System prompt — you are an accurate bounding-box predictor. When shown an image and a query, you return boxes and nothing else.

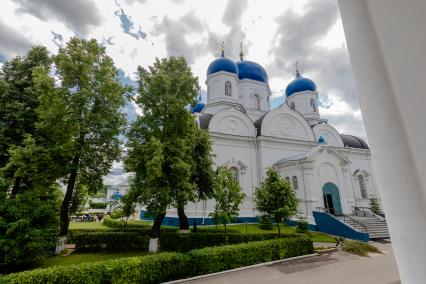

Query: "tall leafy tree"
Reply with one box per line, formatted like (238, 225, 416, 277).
(125, 56, 204, 240)
(0, 46, 51, 195)
(35, 37, 128, 236)
(254, 168, 299, 236)
(209, 167, 246, 239)
(0, 136, 62, 272)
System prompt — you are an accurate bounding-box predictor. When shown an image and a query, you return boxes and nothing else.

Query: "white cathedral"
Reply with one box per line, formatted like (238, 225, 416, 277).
(149, 48, 381, 225)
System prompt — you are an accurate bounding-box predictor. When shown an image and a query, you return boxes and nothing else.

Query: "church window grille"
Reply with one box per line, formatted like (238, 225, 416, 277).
(290, 102, 296, 110)
(358, 175, 367, 199)
(292, 176, 299, 190)
(253, 94, 260, 110)
(225, 81, 232, 96)
(285, 176, 290, 184)
(230, 167, 239, 183)
(310, 98, 317, 112)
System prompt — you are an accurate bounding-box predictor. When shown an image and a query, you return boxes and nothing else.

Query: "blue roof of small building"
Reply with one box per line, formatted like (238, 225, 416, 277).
(285, 71, 317, 97)
(236, 60, 268, 83)
(206, 56, 239, 77)
(192, 102, 205, 113)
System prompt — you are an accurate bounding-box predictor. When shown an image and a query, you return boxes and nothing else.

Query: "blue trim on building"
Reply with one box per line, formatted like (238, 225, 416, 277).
(313, 211, 369, 242)
(140, 210, 318, 230)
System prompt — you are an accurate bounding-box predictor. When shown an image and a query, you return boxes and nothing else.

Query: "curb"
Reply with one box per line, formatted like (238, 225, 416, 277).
(164, 253, 320, 284)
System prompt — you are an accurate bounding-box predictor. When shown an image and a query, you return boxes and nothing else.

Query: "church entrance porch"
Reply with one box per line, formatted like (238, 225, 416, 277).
(322, 182, 342, 215)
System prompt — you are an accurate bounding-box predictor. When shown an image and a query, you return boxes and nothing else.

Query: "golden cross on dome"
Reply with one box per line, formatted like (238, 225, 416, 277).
(239, 42, 244, 61)
(295, 61, 300, 75)
(221, 41, 225, 57)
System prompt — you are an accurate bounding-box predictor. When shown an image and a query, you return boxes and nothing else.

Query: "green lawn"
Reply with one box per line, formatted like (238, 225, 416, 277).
(69, 222, 110, 230)
(201, 223, 337, 243)
(40, 251, 149, 268)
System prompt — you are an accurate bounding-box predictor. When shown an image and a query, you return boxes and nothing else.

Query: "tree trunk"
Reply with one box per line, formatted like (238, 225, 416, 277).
(59, 156, 79, 236)
(151, 212, 166, 239)
(9, 177, 21, 197)
(177, 205, 189, 231)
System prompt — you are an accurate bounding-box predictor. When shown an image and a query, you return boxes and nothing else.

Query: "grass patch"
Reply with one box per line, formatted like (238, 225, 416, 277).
(69, 222, 110, 230)
(342, 240, 382, 256)
(200, 223, 337, 243)
(40, 251, 149, 268)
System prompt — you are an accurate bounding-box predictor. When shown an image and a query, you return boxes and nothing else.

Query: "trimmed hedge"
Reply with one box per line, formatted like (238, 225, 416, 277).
(2, 237, 313, 284)
(89, 201, 107, 209)
(67, 229, 303, 252)
(160, 232, 302, 252)
(1, 252, 191, 284)
(103, 217, 152, 229)
(189, 236, 314, 274)
(71, 232, 150, 251)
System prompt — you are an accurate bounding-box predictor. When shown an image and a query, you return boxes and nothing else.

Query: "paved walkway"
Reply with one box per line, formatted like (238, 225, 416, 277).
(183, 241, 400, 284)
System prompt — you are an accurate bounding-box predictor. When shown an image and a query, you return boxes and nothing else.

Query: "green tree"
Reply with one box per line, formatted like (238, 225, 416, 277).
(125, 57, 205, 239)
(254, 168, 299, 236)
(35, 37, 128, 236)
(0, 136, 62, 272)
(209, 167, 246, 239)
(369, 195, 382, 215)
(0, 46, 51, 195)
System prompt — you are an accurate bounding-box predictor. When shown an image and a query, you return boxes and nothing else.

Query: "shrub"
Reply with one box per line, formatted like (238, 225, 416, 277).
(71, 232, 150, 251)
(189, 236, 313, 275)
(2, 237, 313, 283)
(342, 240, 382, 256)
(259, 215, 273, 230)
(1, 252, 191, 284)
(103, 217, 150, 228)
(159, 232, 302, 252)
(89, 201, 107, 209)
(296, 215, 309, 233)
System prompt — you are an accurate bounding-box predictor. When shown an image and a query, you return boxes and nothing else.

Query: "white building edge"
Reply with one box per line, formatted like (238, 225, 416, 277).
(144, 49, 381, 225)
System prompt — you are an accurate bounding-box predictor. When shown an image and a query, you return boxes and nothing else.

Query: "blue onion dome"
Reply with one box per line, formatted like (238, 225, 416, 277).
(236, 60, 268, 83)
(285, 70, 317, 97)
(206, 49, 239, 77)
(191, 102, 205, 113)
(111, 191, 122, 201)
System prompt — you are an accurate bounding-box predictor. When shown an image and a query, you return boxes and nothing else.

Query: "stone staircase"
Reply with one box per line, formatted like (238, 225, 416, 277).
(344, 215, 390, 239)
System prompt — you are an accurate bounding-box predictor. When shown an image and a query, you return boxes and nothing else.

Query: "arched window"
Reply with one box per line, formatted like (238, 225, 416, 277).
(225, 81, 232, 96)
(230, 167, 239, 183)
(358, 175, 367, 199)
(253, 94, 260, 110)
(292, 176, 299, 190)
(310, 98, 317, 112)
(285, 176, 290, 184)
(290, 102, 296, 110)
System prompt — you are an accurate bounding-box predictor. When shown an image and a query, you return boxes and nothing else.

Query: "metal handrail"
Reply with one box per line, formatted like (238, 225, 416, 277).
(342, 214, 368, 232)
(315, 207, 368, 232)
(352, 206, 370, 217)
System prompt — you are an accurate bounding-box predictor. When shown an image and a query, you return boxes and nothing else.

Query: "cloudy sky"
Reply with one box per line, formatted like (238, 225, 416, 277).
(0, 0, 367, 187)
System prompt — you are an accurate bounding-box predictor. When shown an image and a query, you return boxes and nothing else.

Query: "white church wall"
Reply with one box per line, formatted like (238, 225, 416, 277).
(260, 104, 316, 142)
(211, 134, 257, 216)
(286, 90, 319, 119)
(312, 123, 344, 147)
(208, 108, 256, 137)
(206, 72, 239, 103)
(345, 149, 380, 208)
(238, 80, 271, 121)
